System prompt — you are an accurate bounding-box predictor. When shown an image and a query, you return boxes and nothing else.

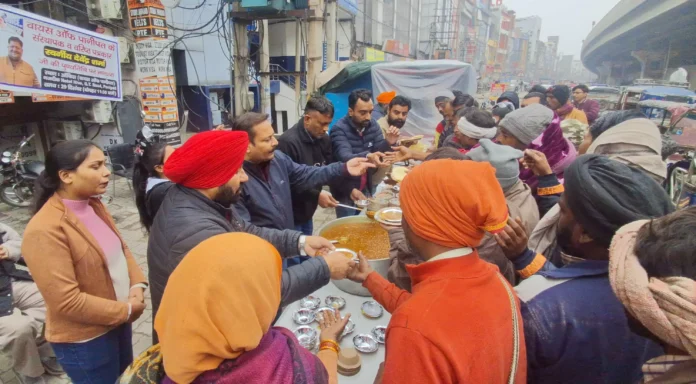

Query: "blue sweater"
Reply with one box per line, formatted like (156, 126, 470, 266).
(513, 251, 662, 384)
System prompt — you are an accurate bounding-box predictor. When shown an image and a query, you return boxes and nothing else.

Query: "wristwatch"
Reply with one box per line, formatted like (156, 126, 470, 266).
(299, 235, 307, 256)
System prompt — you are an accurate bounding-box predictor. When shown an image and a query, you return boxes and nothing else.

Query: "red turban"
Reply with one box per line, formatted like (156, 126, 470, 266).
(376, 91, 396, 104)
(164, 130, 249, 189)
(399, 160, 509, 248)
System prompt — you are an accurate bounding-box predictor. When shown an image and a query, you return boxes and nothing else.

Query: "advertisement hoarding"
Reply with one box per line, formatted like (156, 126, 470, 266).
(126, 0, 180, 145)
(0, 5, 121, 101)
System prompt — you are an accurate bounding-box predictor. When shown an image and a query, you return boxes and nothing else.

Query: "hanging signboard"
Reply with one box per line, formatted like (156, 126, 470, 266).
(126, 0, 180, 145)
(0, 5, 121, 101)
(0, 90, 13, 103)
(365, 48, 385, 62)
(31, 93, 84, 102)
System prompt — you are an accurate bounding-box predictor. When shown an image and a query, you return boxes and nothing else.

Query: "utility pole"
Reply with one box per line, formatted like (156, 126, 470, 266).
(295, 20, 302, 116)
(415, 0, 422, 59)
(233, 17, 250, 117)
(260, 19, 271, 116)
(307, 0, 325, 94)
(393, 0, 398, 39)
(326, 0, 337, 65)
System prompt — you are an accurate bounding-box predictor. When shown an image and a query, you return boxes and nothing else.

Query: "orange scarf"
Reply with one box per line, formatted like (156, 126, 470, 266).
(154, 233, 283, 384)
(400, 159, 508, 248)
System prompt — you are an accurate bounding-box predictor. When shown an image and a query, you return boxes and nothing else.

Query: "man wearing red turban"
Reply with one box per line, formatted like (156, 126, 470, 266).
(348, 160, 527, 384)
(147, 129, 356, 343)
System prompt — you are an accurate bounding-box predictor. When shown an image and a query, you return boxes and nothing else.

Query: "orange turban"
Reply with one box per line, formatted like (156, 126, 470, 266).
(155, 233, 283, 383)
(400, 159, 509, 248)
(376, 91, 396, 104)
(164, 130, 249, 189)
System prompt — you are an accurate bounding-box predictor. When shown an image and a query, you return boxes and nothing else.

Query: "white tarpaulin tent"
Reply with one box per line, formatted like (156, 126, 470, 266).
(371, 60, 477, 138)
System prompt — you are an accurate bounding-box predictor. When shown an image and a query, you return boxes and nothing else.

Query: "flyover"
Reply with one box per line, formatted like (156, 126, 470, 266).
(581, 0, 696, 87)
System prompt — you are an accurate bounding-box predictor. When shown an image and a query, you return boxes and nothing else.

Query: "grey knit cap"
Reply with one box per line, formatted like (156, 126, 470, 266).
(467, 139, 523, 191)
(499, 103, 554, 145)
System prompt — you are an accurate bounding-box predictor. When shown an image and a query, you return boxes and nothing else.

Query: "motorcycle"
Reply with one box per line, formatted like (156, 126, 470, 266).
(0, 134, 45, 207)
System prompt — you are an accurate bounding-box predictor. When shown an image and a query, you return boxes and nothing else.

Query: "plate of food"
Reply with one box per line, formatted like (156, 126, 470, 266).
(399, 135, 424, 147)
(390, 166, 409, 183)
(374, 207, 402, 226)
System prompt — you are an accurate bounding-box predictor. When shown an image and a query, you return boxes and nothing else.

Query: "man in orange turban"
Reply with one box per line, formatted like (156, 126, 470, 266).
(348, 159, 527, 384)
(372, 90, 396, 121)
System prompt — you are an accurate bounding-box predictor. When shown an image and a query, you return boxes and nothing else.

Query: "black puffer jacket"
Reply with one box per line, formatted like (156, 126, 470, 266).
(147, 185, 330, 324)
(0, 223, 31, 317)
(329, 115, 391, 199)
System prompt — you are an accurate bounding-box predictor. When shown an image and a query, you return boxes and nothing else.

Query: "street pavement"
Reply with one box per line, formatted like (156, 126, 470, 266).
(0, 179, 339, 383)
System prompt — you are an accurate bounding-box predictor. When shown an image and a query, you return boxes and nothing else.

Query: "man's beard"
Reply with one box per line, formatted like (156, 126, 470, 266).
(214, 184, 242, 207)
(388, 118, 405, 128)
(557, 224, 583, 257)
(355, 119, 370, 128)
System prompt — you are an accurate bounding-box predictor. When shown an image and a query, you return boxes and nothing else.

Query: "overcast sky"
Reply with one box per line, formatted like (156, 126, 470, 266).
(502, 0, 621, 58)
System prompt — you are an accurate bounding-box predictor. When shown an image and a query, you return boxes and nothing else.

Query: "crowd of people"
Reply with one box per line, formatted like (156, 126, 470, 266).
(0, 84, 693, 384)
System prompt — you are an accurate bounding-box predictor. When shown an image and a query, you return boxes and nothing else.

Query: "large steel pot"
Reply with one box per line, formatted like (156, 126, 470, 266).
(317, 216, 390, 296)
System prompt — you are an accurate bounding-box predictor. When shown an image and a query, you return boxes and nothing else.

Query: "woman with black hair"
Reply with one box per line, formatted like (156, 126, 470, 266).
(132, 142, 175, 232)
(22, 140, 147, 383)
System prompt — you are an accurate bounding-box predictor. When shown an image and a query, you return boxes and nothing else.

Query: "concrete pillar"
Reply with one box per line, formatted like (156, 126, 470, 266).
(631, 50, 648, 79)
(307, 0, 325, 94)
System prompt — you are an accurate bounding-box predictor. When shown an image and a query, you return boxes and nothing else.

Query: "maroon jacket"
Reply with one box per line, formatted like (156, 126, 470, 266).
(574, 98, 600, 125)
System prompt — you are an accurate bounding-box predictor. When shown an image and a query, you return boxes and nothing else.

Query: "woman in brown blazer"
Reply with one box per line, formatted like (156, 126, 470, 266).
(22, 140, 147, 384)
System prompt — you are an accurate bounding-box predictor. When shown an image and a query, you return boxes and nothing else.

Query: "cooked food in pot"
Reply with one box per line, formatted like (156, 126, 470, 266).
(320, 222, 389, 260)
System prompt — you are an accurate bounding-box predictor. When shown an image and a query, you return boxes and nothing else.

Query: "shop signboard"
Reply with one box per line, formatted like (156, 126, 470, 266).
(382, 40, 410, 58)
(365, 47, 385, 62)
(126, 0, 180, 145)
(0, 5, 121, 101)
(31, 93, 83, 102)
(0, 89, 13, 103)
(490, 83, 507, 97)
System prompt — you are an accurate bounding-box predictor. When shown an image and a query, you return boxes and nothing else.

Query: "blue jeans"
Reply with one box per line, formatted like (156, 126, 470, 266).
(295, 220, 314, 236)
(51, 324, 133, 384)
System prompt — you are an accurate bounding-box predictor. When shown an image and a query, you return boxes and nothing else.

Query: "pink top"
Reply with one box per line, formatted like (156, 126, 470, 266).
(62, 199, 130, 303)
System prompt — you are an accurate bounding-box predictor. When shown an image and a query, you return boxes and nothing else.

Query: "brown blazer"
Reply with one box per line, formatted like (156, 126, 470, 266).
(22, 194, 146, 343)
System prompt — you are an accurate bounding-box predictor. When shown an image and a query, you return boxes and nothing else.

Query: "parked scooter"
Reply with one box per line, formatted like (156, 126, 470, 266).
(0, 134, 45, 207)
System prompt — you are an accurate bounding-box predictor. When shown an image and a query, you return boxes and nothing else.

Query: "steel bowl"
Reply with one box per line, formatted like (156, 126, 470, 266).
(318, 216, 391, 296)
(294, 326, 318, 350)
(353, 333, 379, 353)
(361, 300, 384, 319)
(372, 326, 387, 344)
(292, 308, 315, 325)
(299, 295, 321, 310)
(325, 295, 347, 310)
(341, 318, 356, 338)
(314, 306, 337, 322)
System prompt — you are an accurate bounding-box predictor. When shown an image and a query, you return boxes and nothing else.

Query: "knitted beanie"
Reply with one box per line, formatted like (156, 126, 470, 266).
(548, 85, 571, 105)
(466, 139, 524, 191)
(499, 104, 554, 146)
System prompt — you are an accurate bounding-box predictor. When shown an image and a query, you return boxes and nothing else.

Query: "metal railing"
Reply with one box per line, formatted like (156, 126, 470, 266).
(269, 63, 307, 90)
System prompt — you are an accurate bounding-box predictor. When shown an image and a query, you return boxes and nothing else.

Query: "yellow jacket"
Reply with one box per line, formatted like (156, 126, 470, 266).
(0, 57, 39, 87)
(561, 107, 588, 125)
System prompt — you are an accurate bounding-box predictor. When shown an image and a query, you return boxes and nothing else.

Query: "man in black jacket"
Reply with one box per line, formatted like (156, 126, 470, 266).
(331, 89, 399, 217)
(278, 97, 365, 235)
(0, 223, 60, 382)
(148, 130, 355, 343)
